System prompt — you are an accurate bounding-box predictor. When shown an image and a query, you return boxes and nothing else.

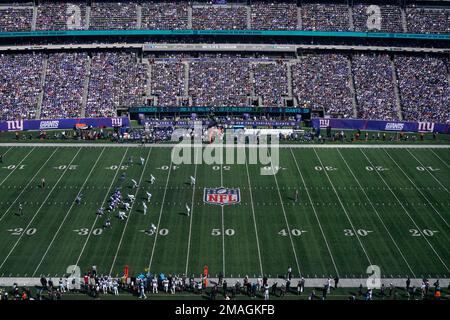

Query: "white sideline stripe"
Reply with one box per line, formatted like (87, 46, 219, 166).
(148, 157, 173, 271)
(220, 163, 226, 277)
(290, 149, 340, 277)
(337, 149, 416, 277)
(72, 148, 129, 272)
(0, 148, 82, 272)
(313, 148, 373, 267)
(109, 147, 152, 275)
(185, 146, 200, 275)
(1, 277, 449, 288)
(405, 149, 450, 195)
(0, 148, 59, 223)
(245, 159, 264, 277)
(0, 147, 35, 187)
(360, 149, 450, 273)
(0, 143, 449, 149)
(429, 148, 450, 169)
(385, 149, 450, 228)
(32, 148, 106, 277)
(270, 157, 302, 277)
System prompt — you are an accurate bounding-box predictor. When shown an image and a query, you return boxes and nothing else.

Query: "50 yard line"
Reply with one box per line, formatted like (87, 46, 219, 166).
(32, 147, 106, 277)
(220, 161, 226, 277)
(0, 148, 82, 272)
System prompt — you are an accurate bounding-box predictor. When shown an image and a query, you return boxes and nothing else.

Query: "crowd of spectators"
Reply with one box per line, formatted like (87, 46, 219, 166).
(353, 4, 403, 33)
(292, 54, 353, 117)
(0, 7, 32, 32)
(192, 5, 247, 30)
(0, 2, 449, 34)
(41, 53, 88, 119)
(395, 55, 449, 123)
(352, 53, 399, 121)
(0, 51, 448, 123)
(141, 1, 188, 30)
(301, 3, 351, 32)
(36, 1, 87, 30)
(189, 59, 251, 107)
(406, 6, 449, 34)
(252, 62, 288, 107)
(250, 1, 297, 30)
(0, 53, 43, 121)
(151, 60, 186, 106)
(86, 52, 147, 117)
(90, 0, 138, 30)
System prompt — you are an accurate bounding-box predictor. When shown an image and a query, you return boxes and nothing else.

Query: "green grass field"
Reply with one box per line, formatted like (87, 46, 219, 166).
(0, 144, 448, 281)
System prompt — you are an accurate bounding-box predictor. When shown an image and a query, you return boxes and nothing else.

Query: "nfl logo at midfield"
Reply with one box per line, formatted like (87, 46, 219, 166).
(204, 187, 241, 206)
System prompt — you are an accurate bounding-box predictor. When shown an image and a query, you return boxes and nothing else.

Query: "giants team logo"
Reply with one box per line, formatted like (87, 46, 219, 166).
(319, 119, 330, 128)
(418, 122, 435, 133)
(203, 187, 241, 206)
(6, 120, 24, 131)
(111, 117, 123, 127)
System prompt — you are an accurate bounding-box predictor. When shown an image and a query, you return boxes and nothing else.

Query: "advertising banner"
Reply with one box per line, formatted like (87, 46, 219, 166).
(311, 118, 449, 134)
(0, 117, 130, 132)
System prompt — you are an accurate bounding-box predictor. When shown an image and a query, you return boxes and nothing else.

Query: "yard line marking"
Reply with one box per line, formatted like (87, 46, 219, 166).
(290, 149, 339, 277)
(337, 149, 416, 277)
(185, 145, 200, 275)
(386, 149, 450, 228)
(313, 148, 373, 267)
(0, 147, 35, 187)
(269, 156, 302, 277)
(0, 146, 13, 158)
(0, 148, 59, 223)
(220, 162, 226, 277)
(109, 147, 152, 275)
(429, 149, 450, 169)
(0, 148, 82, 272)
(245, 157, 264, 277)
(405, 149, 450, 195)
(148, 158, 173, 271)
(32, 147, 106, 276)
(360, 149, 449, 272)
(72, 148, 129, 273)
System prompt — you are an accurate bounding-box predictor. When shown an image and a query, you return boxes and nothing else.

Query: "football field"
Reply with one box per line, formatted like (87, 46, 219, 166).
(0, 144, 448, 281)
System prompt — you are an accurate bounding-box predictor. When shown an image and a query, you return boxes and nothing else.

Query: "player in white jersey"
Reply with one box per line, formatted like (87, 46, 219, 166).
(131, 179, 138, 189)
(148, 223, 157, 235)
(127, 194, 135, 202)
(150, 174, 156, 185)
(118, 211, 127, 220)
(140, 157, 145, 166)
(190, 176, 196, 186)
(142, 202, 147, 215)
(146, 191, 152, 203)
(123, 202, 131, 211)
(185, 203, 191, 216)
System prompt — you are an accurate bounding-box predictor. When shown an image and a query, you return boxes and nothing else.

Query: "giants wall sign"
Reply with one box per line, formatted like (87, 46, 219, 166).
(203, 187, 241, 206)
(417, 122, 435, 133)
